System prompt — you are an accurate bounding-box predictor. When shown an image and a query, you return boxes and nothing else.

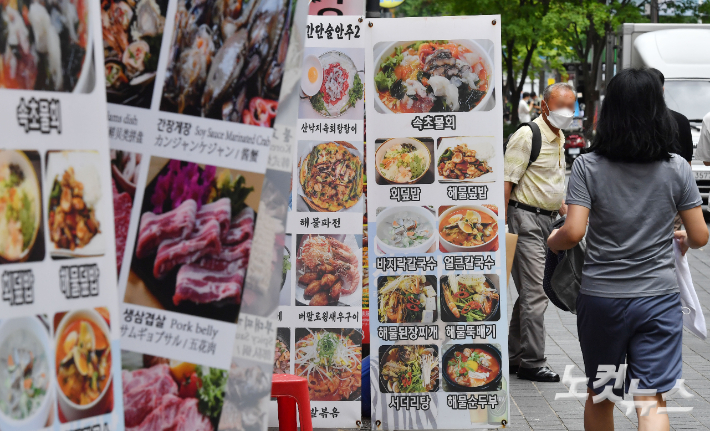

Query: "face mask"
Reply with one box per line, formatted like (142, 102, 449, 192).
(543, 100, 574, 129)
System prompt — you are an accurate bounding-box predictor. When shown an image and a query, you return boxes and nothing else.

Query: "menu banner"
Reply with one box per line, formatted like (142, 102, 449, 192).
(365, 16, 510, 429)
(270, 12, 365, 429)
(0, 0, 125, 428)
(102, 0, 296, 429)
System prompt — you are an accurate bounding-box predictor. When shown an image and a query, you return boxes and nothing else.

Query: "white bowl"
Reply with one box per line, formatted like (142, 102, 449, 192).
(373, 39, 495, 114)
(0, 150, 41, 261)
(0, 317, 54, 431)
(55, 309, 113, 422)
(439, 205, 499, 253)
(376, 206, 437, 255)
(375, 138, 431, 184)
(301, 55, 323, 97)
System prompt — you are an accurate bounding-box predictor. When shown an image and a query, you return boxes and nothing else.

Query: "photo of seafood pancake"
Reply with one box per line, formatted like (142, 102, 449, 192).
(159, 0, 294, 126)
(299, 47, 364, 120)
(374, 40, 495, 113)
(103, 0, 168, 107)
(297, 141, 364, 212)
(0, 0, 93, 92)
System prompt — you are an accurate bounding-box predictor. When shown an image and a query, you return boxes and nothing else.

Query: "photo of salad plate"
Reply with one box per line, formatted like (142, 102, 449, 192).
(375, 138, 432, 184)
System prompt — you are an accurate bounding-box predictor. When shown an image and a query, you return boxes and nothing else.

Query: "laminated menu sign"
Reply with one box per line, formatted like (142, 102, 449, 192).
(0, 0, 125, 429)
(102, 0, 294, 429)
(270, 13, 366, 429)
(366, 16, 510, 429)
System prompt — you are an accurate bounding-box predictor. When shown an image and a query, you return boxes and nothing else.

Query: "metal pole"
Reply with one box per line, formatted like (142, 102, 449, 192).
(650, 0, 659, 23)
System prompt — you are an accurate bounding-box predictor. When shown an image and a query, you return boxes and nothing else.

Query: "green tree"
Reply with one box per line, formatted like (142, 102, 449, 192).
(544, 0, 644, 133)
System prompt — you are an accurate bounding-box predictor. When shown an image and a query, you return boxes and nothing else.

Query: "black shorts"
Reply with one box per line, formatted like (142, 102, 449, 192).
(577, 293, 683, 396)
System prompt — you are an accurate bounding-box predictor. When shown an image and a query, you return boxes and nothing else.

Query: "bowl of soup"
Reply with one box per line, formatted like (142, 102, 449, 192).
(0, 317, 54, 431)
(438, 205, 498, 253)
(442, 344, 501, 392)
(376, 206, 437, 255)
(55, 309, 112, 422)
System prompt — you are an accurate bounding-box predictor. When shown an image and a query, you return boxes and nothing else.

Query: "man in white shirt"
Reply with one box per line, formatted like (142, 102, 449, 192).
(696, 111, 710, 166)
(518, 92, 533, 123)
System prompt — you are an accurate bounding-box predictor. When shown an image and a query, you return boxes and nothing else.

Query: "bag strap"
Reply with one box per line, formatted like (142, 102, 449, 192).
(525, 122, 542, 168)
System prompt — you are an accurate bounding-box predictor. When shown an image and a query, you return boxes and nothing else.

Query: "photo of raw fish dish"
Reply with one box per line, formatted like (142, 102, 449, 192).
(121, 353, 227, 431)
(0, 151, 41, 262)
(159, 0, 293, 126)
(296, 234, 360, 306)
(103, 0, 167, 107)
(375, 40, 491, 113)
(128, 158, 259, 322)
(377, 140, 429, 184)
(0, 0, 90, 91)
(307, 51, 363, 117)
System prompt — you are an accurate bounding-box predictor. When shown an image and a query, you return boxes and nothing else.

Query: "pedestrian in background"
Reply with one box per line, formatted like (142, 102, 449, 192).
(518, 92, 533, 123)
(648, 68, 694, 232)
(505, 82, 576, 382)
(548, 68, 709, 431)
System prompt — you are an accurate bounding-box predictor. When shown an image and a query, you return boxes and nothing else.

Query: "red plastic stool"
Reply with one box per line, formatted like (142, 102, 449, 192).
(271, 374, 313, 431)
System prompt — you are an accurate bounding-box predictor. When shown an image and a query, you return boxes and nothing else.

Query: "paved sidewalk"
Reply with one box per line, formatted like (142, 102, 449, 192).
(506, 241, 710, 430)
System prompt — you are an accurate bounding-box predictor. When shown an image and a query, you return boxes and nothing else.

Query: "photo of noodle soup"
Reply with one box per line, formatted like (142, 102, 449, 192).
(54, 309, 113, 422)
(438, 205, 498, 253)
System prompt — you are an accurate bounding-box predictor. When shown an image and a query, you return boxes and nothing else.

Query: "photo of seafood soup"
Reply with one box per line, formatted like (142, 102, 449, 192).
(445, 346, 500, 388)
(378, 210, 433, 249)
(440, 208, 497, 247)
(56, 319, 111, 406)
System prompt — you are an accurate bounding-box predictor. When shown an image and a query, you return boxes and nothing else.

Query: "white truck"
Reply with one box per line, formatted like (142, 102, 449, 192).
(616, 23, 710, 206)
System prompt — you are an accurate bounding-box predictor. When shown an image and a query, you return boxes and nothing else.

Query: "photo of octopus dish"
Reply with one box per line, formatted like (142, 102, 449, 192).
(442, 344, 502, 392)
(0, 0, 91, 91)
(294, 329, 362, 401)
(374, 40, 492, 113)
(379, 345, 439, 393)
(298, 142, 363, 212)
(159, 0, 294, 126)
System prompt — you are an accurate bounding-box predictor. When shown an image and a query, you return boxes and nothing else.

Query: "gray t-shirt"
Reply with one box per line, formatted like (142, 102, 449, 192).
(566, 153, 702, 298)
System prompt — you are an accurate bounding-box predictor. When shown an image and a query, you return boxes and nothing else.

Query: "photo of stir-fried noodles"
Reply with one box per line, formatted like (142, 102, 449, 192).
(380, 345, 439, 393)
(294, 329, 361, 401)
(441, 274, 499, 322)
(378, 275, 437, 323)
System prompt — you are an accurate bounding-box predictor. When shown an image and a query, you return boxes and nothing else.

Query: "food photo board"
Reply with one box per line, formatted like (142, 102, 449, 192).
(0, 0, 126, 429)
(365, 16, 511, 429)
(271, 13, 366, 429)
(103, 0, 296, 430)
